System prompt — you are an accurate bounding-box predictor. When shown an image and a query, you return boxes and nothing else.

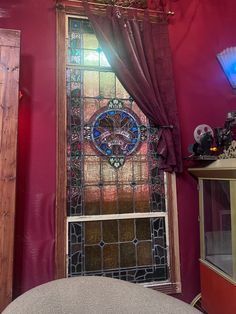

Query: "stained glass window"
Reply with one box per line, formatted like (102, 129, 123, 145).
(66, 17, 168, 284)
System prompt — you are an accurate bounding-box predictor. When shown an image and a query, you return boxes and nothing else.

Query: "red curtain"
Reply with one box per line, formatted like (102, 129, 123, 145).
(84, 3, 182, 172)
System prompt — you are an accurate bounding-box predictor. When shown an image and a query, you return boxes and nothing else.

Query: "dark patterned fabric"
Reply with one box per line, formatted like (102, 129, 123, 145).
(84, 3, 182, 172)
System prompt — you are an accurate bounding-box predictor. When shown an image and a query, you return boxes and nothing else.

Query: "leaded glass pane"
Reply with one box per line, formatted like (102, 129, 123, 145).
(100, 72, 116, 98)
(101, 186, 118, 215)
(84, 156, 101, 184)
(84, 70, 99, 97)
(117, 185, 133, 214)
(100, 52, 110, 67)
(116, 78, 129, 99)
(67, 17, 168, 284)
(84, 186, 100, 215)
(83, 33, 99, 49)
(68, 217, 168, 283)
(83, 49, 99, 66)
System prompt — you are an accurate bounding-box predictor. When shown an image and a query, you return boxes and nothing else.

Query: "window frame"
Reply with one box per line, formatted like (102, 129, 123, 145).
(56, 2, 181, 294)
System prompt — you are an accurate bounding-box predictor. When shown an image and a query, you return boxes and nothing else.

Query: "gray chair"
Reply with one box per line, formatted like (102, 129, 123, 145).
(3, 276, 201, 314)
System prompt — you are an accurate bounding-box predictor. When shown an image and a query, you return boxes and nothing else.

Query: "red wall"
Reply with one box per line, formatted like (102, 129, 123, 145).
(1, 0, 236, 303)
(0, 0, 56, 297)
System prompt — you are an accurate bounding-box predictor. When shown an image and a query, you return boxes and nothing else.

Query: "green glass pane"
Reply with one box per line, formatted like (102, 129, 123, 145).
(81, 20, 94, 34)
(69, 18, 81, 32)
(83, 49, 99, 66)
(85, 221, 101, 245)
(119, 219, 134, 242)
(120, 243, 136, 268)
(103, 244, 119, 270)
(70, 35, 80, 48)
(84, 71, 99, 97)
(69, 48, 81, 64)
(85, 245, 101, 271)
(83, 33, 99, 49)
(100, 72, 115, 98)
(136, 219, 151, 241)
(137, 241, 152, 266)
(103, 220, 118, 243)
(100, 52, 110, 67)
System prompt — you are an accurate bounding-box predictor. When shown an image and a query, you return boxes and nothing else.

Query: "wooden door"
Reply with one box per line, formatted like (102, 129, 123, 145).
(0, 28, 20, 312)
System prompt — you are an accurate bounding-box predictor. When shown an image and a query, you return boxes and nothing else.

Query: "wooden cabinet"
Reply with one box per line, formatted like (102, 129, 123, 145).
(189, 159, 236, 314)
(0, 28, 20, 312)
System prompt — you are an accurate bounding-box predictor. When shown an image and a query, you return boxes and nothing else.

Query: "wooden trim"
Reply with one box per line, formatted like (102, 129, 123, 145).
(198, 180, 205, 259)
(0, 29, 20, 47)
(166, 173, 182, 293)
(67, 212, 167, 222)
(230, 181, 236, 281)
(55, 10, 181, 292)
(0, 28, 20, 312)
(55, 7, 67, 279)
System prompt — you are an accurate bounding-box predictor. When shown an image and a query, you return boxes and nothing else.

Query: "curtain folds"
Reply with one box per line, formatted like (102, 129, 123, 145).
(84, 3, 182, 172)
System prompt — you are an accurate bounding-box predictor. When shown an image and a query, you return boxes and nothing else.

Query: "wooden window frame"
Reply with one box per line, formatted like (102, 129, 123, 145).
(56, 2, 181, 294)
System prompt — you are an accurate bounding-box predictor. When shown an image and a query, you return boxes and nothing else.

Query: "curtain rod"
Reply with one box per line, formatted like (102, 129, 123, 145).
(57, 0, 175, 16)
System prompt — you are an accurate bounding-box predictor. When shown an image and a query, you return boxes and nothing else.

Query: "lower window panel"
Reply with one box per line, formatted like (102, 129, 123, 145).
(67, 217, 169, 283)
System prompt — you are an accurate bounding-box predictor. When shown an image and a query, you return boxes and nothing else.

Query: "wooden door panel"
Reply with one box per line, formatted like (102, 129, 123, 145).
(0, 28, 20, 312)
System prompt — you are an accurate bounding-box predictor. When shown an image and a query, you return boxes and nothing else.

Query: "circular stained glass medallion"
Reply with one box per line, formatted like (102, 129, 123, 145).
(91, 107, 141, 157)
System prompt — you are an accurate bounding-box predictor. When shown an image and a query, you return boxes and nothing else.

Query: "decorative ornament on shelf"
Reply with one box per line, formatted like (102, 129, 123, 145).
(217, 46, 236, 90)
(219, 140, 236, 159)
(92, 0, 148, 8)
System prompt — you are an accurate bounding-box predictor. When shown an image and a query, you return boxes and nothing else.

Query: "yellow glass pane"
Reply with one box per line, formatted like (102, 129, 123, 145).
(84, 156, 100, 184)
(103, 220, 118, 243)
(85, 221, 101, 244)
(83, 33, 99, 49)
(119, 219, 134, 242)
(117, 160, 133, 183)
(116, 78, 129, 99)
(134, 185, 150, 213)
(136, 219, 151, 241)
(118, 185, 133, 214)
(83, 50, 99, 66)
(133, 156, 148, 182)
(100, 72, 115, 98)
(101, 160, 117, 183)
(84, 98, 98, 123)
(103, 244, 119, 270)
(84, 71, 99, 97)
(98, 98, 109, 109)
(101, 186, 118, 214)
(84, 186, 100, 215)
(120, 243, 136, 268)
(137, 241, 152, 266)
(85, 245, 101, 271)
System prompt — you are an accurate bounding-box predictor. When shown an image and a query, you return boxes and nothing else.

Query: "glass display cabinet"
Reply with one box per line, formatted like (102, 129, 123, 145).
(189, 158, 236, 314)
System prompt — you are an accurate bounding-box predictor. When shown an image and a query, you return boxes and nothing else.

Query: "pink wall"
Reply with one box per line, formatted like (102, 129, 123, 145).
(1, 0, 236, 303)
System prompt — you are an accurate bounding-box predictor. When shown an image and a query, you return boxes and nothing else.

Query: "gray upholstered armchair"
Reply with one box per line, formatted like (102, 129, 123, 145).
(3, 276, 201, 314)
